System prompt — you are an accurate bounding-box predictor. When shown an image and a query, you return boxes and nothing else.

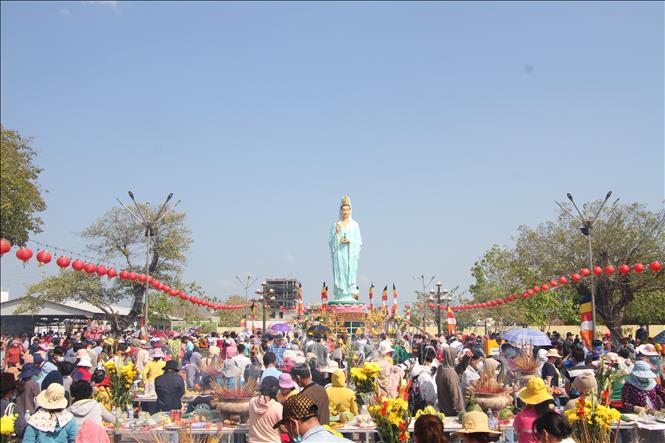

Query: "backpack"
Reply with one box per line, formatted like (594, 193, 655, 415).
(408, 373, 427, 415)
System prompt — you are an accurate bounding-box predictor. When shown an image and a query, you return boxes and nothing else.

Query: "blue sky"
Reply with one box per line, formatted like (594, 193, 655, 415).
(1, 1, 663, 306)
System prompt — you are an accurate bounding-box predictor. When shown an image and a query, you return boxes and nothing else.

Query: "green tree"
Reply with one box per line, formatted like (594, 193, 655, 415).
(19, 205, 193, 333)
(469, 245, 578, 331)
(0, 125, 46, 245)
(216, 295, 249, 327)
(470, 201, 664, 338)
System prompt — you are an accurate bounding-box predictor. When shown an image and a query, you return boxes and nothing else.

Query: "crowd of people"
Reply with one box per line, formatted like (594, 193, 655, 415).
(0, 324, 663, 443)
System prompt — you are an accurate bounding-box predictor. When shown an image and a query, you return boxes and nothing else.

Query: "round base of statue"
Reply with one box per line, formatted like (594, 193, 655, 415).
(328, 296, 365, 305)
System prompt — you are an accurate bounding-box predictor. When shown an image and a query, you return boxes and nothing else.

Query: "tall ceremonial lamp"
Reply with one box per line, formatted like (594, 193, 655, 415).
(556, 191, 615, 342)
(117, 191, 181, 339)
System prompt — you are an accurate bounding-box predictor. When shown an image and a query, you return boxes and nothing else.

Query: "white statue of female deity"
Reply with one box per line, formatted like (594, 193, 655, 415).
(328, 196, 362, 304)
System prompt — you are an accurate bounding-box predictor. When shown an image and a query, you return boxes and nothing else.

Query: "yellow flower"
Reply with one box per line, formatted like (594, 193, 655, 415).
(0, 414, 17, 435)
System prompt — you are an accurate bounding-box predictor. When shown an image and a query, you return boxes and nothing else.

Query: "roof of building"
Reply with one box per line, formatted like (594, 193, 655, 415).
(0, 296, 131, 318)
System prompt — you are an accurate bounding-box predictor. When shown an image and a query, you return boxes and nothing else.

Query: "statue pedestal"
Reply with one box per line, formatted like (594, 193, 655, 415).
(328, 297, 364, 305)
(328, 304, 368, 334)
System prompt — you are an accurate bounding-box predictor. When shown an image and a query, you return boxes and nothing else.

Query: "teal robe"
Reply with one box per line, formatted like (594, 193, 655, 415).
(328, 219, 362, 302)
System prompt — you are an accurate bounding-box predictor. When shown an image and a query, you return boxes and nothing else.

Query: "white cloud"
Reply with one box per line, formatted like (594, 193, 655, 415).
(58, 8, 72, 16)
(81, 1, 118, 8)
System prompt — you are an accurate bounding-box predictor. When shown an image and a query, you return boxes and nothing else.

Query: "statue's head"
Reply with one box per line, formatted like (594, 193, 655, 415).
(340, 196, 352, 220)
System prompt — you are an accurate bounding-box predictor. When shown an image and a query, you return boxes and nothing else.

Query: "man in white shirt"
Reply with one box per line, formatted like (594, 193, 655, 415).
(232, 344, 252, 382)
(461, 349, 484, 394)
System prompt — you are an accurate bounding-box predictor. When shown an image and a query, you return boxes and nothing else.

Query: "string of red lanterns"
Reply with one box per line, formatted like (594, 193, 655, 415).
(0, 238, 249, 311)
(423, 262, 661, 312)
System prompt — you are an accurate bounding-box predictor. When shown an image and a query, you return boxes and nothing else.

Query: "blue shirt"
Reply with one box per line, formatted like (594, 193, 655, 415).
(260, 367, 283, 382)
(302, 425, 353, 442)
(267, 343, 288, 366)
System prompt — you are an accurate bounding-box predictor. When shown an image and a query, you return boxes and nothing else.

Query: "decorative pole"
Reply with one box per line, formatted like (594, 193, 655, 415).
(297, 283, 303, 319)
(368, 283, 374, 311)
(392, 283, 398, 317)
(447, 306, 456, 335)
(321, 282, 328, 314)
(382, 285, 388, 315)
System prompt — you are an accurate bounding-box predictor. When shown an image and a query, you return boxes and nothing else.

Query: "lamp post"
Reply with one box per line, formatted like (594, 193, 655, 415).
(432, 282, 451, 337)
(556, 191, 615, 341)
(235, 274, 259, 303)
(255, 282, 276, 333)
(117, 191, 181, 339)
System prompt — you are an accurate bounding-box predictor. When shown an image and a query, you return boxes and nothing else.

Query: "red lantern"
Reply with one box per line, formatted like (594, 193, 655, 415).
(592, 266, 603, 276)
(541, 283, 549, 291)
(604, 266, 615, 275)
(137, 274, 147, 283)
(96, 265, 107, 277)
(633, 263, 645, 273)
(151, 279, 161, 289)
(549, 279, 558, 288)
(618, 264, 631, 275)
(580, 268, 590, 277)
(527, 289, 535, 296)
(571, 273, 581, 282)
(533, 285, 540, 293)
(0, 239, 11, 255)
(84, 262, 96, 274)
(559, 276, 568, 284)
(72, 260, 85, 271)
(169, 288, 178, 296)
(119, 270, 129, 279)
(128, 272, 137, 280)
(649, 261, 662, 272)
(56, 256, 71, 268)
(158, 283, 165, 291)
(36, 250, 52, 266)
(522, 292, 528, 299)
(107, 268, 117, 278)
(15, 247, 33, 263)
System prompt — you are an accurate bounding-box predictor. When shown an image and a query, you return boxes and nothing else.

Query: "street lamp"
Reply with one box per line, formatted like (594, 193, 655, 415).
(556, 191, 615, 341)
(235, 274, 259, 303)
(433, 282, 451, 337)
(255, 282, 276, 333)
(117, 191, 181, 338)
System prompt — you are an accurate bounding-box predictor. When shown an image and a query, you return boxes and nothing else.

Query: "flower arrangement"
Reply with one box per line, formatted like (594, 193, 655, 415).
(415, 405, 445, 423)
(167, 339, 181, 365)
(350, 362, 381, 394)
(368, 397, 410, 443)
(564, 393, 621, 443)
(103, 360, 139, 408)
(595, 358, 624, 406)
(0, 413, 18, 443)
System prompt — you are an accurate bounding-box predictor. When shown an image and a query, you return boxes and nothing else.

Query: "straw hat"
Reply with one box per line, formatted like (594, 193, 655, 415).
(572, 372, 597, 394)
(320, 360, 340, 374)
(518, 377, 553, 405)
(637, 344, 658, 357)
(546, 349, 562, 359)
(603, 352, 625, 365)
(453, 411, 501, 436)
(379, 342, 395, 356)
(36, 383, 68, 410)
(77, 355, 92, 368)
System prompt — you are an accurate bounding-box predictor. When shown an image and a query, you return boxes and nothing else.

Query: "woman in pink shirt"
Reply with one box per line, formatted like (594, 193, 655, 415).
(514, 377, 556, 443)
(248, 376, 283, 443)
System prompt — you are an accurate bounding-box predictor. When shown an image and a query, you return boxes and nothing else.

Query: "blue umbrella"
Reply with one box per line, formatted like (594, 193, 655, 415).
(653, 330, 665, 344)
(501, 328, 551, 346)
(271, 323, 291, 333)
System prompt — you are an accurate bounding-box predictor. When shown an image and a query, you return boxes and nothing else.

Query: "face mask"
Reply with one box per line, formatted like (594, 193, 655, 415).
(649, 357, 659, 366)
(31, 374, 40, 381)
(476, 362, 484, 372)
(55, 356, 64, 362)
